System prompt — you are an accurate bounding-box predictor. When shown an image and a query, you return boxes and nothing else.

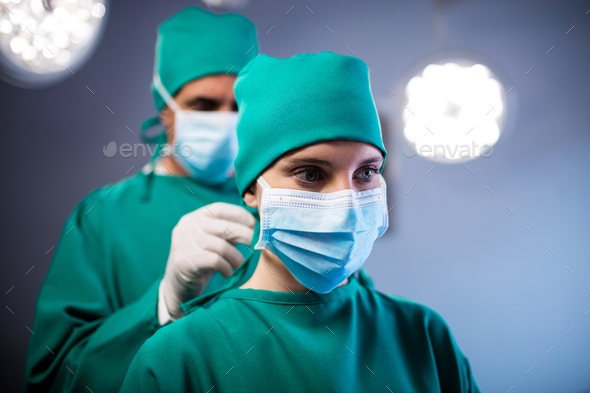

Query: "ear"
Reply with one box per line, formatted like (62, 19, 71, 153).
(159, 106, 175, 143)
(159, 106, 174, 129)
(242, 183, 259, 209)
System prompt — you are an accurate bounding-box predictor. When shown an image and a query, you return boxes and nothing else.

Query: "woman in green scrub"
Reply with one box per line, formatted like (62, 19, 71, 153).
(24, 8, 259, 393)
(120, 52, 481, 393)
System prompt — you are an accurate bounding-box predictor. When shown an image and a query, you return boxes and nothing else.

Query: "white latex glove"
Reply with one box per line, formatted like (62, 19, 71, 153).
(158, 202, 256, 325)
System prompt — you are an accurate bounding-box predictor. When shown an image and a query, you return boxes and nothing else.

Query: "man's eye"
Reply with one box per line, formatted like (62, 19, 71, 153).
(295, 170, 321, 182)
(188, 99, 220, 111)
(195, 102, 217, 111)
(356, 168, 375, 180)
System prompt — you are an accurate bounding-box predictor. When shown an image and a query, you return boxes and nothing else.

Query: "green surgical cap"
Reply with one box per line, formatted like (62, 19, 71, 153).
(234, 52, 387, 195)
(152, 7, 258, 111)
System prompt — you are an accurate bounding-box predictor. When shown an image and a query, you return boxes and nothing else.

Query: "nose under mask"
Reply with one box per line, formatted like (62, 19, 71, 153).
(254, 175, 389, 293)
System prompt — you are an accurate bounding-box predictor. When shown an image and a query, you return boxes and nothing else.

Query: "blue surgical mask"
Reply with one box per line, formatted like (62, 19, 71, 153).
(254, 175, 389, 293)
(153, 74, 238, 184)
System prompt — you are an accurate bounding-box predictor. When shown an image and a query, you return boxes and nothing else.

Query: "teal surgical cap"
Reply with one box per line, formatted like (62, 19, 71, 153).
(233, 52, 387, 196)
(151, 7, 258, 112)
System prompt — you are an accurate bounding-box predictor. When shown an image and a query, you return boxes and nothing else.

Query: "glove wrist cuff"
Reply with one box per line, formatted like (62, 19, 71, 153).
(157, 280, 178, 326)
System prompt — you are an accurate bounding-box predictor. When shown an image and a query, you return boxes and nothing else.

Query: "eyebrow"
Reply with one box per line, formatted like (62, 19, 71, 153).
(357, 156, 383, 166)
(285, 155, 382, 167)
(286, 157, 333, 167)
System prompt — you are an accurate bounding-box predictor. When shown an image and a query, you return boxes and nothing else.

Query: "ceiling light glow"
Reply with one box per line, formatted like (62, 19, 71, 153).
(403, 61, 507, 162)
(0, 0, 108, 87)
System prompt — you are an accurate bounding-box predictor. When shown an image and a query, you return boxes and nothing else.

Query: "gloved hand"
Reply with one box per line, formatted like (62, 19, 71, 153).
(158, 202, 256, 324)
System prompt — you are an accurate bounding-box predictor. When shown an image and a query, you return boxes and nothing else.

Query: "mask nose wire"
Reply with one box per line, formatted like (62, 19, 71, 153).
(153, 73, 183, 114)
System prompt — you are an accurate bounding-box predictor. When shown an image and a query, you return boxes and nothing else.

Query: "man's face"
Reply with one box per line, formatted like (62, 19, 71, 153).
(159, 74, 238, 143)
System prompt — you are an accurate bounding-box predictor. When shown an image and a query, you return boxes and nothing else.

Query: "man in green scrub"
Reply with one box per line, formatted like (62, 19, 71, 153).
(120, 52, 481, 392)
(24, 8, 258, 393)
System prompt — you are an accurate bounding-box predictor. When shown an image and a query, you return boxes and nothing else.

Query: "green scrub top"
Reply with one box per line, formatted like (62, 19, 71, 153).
(24, 169, 258, 393)
(120, 256, 481, 393)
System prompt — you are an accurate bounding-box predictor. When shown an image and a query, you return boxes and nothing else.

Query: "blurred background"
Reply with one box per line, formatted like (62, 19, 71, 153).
(1, 0, 589, 391)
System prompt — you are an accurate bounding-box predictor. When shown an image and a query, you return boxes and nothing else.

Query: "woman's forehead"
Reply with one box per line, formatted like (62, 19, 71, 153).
(278, 140, 383, 166)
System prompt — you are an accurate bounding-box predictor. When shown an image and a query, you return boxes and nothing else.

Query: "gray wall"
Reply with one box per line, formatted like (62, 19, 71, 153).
(1, 0, 589, 392)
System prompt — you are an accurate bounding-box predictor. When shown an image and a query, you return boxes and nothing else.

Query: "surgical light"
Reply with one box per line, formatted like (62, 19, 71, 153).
(402, 60, 508, 162)
(0, 0, 108, 87)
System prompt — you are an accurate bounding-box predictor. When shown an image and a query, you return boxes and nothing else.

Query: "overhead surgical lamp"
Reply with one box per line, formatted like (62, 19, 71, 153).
(401, 57, 511, 162)
(390, 0, 516, 163)
(0, 0, 108, 88)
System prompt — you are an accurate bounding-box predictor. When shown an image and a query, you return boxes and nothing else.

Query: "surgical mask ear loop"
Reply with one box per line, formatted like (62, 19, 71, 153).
(256, 176, 271, 190)
(153, 73, 183, 114)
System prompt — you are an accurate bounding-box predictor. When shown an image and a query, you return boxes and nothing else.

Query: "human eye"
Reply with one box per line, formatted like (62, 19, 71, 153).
(190, 98, 219, 111)
(294, 168, 324, 183)
(354, 167, 378, 181)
